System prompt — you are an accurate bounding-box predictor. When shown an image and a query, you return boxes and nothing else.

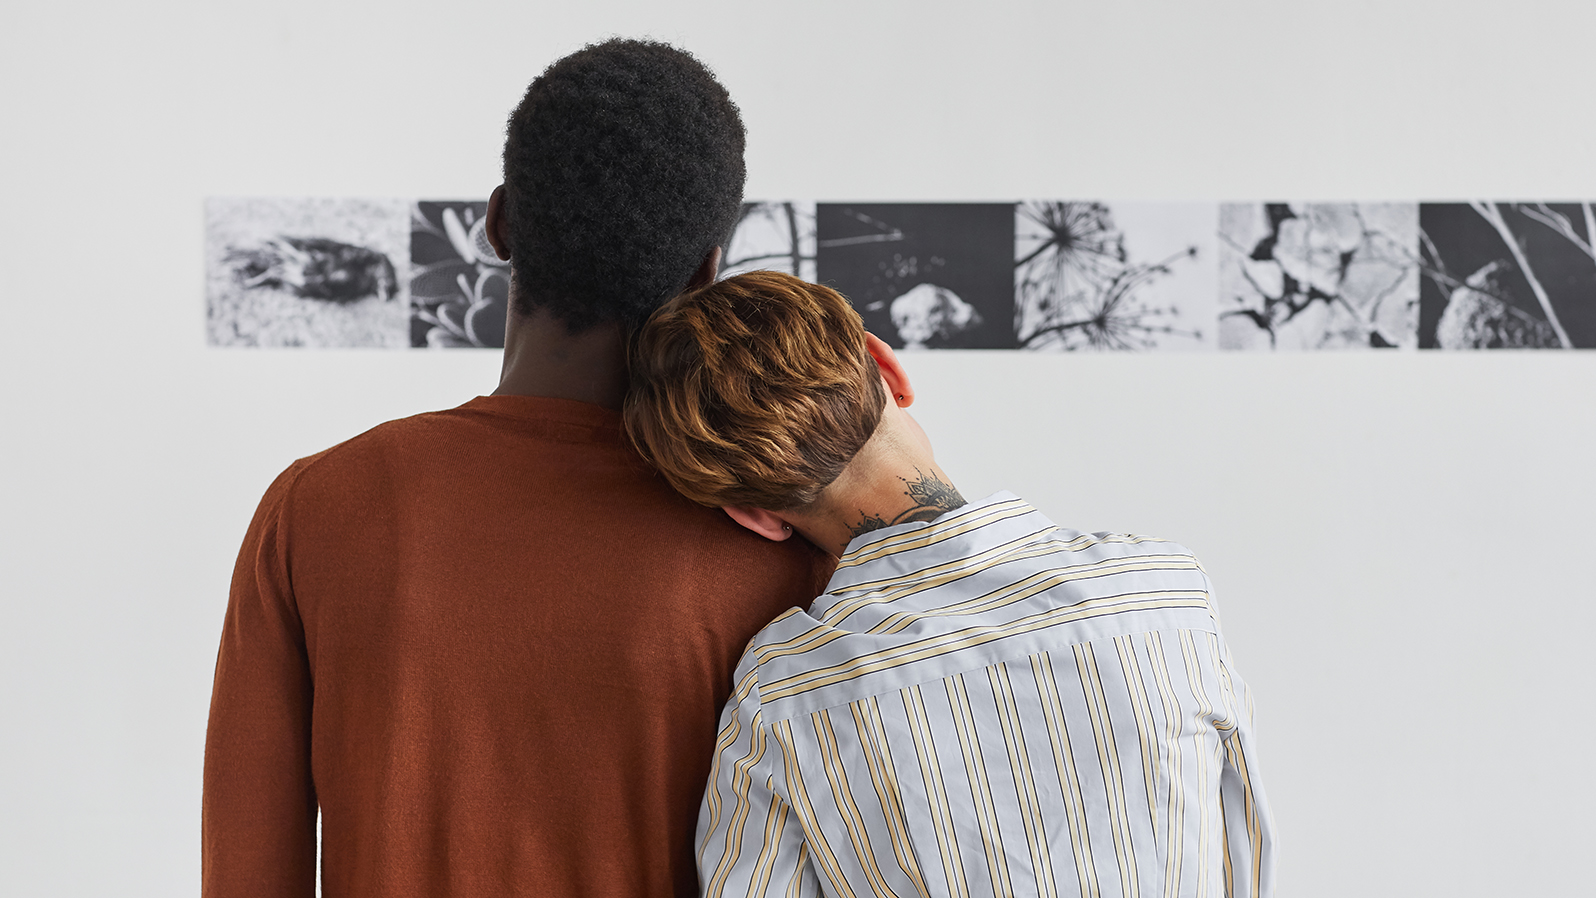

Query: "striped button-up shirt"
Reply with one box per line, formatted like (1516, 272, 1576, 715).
(697, 492, 1275, 898)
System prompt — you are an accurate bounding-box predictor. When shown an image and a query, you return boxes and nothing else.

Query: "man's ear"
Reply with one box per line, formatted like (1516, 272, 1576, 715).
(686, 246, 722, 291)
(485, 185, 511, 262)
(722, 505, 794, 541)
(864, 332, 914, 407)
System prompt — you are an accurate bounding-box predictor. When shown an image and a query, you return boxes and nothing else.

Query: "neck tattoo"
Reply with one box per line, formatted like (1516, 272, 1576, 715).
(844, 468, 967, 544)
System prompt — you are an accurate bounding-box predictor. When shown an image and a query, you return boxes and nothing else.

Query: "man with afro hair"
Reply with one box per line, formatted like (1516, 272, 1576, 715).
(203, 40, 833, 898)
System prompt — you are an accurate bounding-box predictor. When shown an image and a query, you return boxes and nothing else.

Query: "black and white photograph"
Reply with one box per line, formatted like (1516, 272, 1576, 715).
(815, 203, 1016, 349)
(1015, 201, 1217, 351)
(722, 201, 816, 281)
(206, 197, 409, 347)
(1418, 202, 1596, 349)
(1218, 203, 1419, 350)
(410, 200, 510, 348)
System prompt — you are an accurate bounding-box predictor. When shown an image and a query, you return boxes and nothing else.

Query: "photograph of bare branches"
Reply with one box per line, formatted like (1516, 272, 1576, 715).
(815, 203, 1015, 349)
(206, 197, 409, 347)
(1418, 203, 1596, 349)
(410, 201, 509, 348)
(1015, 201, 1214, 350)
(722, 201, 816, 280)
(1218, 203, 1418, 350)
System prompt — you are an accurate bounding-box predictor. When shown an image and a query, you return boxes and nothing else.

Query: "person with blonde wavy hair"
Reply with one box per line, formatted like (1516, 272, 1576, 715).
(627, 270, 1277, 898)
(627, 268, 962, 552)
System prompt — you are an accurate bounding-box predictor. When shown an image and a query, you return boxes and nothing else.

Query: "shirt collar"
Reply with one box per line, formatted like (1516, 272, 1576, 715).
(822, 491, 1058, 595)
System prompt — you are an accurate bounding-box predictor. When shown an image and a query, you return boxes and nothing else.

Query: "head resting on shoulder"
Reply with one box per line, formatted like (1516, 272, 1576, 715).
(626, 270, 959, 555)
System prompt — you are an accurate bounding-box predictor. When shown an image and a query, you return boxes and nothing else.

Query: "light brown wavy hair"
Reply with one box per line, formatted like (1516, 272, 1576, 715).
(625, 270, 886, 510)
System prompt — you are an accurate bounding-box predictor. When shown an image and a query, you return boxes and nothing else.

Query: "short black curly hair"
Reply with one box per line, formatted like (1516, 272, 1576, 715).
(501, 39, 747, 333)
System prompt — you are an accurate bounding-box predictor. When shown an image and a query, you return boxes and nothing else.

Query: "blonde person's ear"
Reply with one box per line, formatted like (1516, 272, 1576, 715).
(864, 332, 913, 407)
(722, 506, 795, 541)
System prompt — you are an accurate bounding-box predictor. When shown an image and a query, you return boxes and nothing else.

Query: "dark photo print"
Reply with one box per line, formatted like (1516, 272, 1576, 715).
(410, 200, 509, 348)
(206, 197, 410, 347)
(816, 203, 1016, 349)
(1419, 202, 1596, 349)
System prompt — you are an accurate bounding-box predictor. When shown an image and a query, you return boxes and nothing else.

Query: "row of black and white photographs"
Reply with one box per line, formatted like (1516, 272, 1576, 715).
(206, 198, 1596, 350)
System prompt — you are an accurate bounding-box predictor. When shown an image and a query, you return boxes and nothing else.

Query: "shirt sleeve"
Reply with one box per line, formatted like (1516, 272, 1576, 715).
(201, 463, 317, 898)
(697, 669, 819, 898)
(1194, 565, 1277, 898)
(1214, 636, 1277, 898)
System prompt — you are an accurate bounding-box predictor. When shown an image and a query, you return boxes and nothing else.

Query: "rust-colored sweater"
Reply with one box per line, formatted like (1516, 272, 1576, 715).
(202, 396, 833, 898)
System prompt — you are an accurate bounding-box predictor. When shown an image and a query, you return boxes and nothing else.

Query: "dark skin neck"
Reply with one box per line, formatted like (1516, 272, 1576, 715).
(492, 308, 629, 407)
(482, 183, 721, 409)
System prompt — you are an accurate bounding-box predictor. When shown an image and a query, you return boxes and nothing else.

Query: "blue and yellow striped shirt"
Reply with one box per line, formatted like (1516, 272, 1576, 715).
(697, 492, 1275, 898)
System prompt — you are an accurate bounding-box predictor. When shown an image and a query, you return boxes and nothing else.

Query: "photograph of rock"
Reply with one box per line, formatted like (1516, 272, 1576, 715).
(1015, 201, 1216, 350)
(1218, 203, 1419, 350)
(206, 197, 409, 347)
(409, 200, 509, 348)
(815, 203, 1016, 349)
(722, 201, 816, 281)
(1418, 202, 1596, 349)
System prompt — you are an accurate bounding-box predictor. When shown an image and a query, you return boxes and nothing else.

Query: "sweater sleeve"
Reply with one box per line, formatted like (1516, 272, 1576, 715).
(202, 462, 317, 898)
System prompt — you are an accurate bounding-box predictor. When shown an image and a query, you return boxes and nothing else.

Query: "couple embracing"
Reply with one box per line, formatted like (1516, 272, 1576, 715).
(204, 38, 1274, 898)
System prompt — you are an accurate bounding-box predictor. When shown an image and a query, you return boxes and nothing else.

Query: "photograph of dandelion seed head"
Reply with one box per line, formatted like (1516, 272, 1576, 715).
(206, 197, 410, 348)
(1015, 201, 1217, 351)
(1218, 202, 1419, 350)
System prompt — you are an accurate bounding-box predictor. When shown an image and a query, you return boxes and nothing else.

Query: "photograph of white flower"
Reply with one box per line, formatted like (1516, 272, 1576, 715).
(409, 201, 509, 348)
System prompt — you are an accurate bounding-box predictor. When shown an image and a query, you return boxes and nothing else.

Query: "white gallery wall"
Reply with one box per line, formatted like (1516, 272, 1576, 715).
(3, 1, 1594, 894)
